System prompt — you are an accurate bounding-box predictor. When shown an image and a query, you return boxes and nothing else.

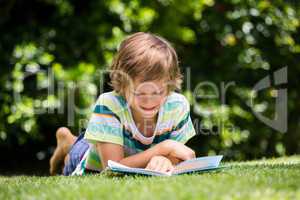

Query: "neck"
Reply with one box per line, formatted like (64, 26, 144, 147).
(131, 109, 157, 125)
(131, 108, 158, 136)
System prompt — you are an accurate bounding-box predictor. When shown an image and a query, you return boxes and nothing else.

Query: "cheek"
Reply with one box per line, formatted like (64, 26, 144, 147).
(133, 99, 144, 107)
(128, 97, 143, 109)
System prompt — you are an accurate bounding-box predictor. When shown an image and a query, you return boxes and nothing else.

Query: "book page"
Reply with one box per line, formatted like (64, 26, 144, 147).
(108, 160, 130, 169)
(173, 160, 209, 173)
(173, 155, 223, 174)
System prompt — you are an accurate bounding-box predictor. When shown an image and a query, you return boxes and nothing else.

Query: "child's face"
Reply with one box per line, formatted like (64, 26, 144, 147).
(126, 78, 168, 120)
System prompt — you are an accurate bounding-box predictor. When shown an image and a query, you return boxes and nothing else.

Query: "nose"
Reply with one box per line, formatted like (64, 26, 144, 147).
(140, 96, 152, 105)
(141, 96, 164, 107)
(144, 94, 163, 101)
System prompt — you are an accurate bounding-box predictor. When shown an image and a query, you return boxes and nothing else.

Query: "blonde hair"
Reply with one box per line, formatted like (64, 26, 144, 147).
(109, 32, 183, 96)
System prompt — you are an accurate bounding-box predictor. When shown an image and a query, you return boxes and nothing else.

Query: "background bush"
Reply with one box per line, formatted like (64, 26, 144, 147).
(0, 0, 299, 170)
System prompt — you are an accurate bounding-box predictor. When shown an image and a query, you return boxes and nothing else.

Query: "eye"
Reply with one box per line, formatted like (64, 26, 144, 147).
(132, 88, 165, 97)
(133, 92, 145, 96)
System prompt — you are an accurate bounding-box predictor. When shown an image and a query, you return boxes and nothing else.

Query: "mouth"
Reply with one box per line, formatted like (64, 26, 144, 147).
(140, 106, 157, 111)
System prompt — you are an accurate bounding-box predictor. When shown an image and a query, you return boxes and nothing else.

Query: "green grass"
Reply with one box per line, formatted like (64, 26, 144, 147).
(1, 156, 300, 200)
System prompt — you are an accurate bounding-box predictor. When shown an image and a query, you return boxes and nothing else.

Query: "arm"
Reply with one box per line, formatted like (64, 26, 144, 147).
(96, 139, 195, 169)
(166, 155, 182, 165)
(96, 141, 168, 169)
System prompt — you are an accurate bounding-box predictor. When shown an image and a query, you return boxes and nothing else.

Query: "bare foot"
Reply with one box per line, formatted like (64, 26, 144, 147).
(49, 127, 76, 175)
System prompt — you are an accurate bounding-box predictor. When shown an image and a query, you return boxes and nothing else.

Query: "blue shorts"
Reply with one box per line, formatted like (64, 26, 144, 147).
(63, 133, 89, 176)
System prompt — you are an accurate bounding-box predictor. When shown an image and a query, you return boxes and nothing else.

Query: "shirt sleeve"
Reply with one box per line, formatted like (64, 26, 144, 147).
(84, 95, 124, 146)
(169, 97, 196, 144)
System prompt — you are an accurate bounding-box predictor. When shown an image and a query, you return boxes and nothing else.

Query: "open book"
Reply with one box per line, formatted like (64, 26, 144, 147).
(107, 155, 223, 176)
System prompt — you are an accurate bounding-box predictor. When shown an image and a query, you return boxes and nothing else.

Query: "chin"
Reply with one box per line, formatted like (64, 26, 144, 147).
(142, 111, 156, 116)
(141, 109, 158, 118)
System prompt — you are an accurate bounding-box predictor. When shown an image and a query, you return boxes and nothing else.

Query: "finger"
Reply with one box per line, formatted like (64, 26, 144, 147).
(168, 156, 182, 165)
(146, 158, 159, 170)
(167, 165, 174, 174)
(160, 162, 169, 173)
(146, 163, 156, 170)
(157, 160, 172, 173)
(188, 150, 196, 159)
(153, 161, 165, 172)
(145, 164, 151, 170)
(145, 161, 155, 170)
(181, 149, 196, 160)
(153, 162, 162, 172)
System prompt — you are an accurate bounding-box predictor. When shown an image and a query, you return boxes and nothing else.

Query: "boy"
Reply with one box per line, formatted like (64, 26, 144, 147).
(50, 32, 196, 176)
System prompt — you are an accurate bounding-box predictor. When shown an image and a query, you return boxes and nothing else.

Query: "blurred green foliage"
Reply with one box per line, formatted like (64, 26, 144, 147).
(0, 0, 299, 160)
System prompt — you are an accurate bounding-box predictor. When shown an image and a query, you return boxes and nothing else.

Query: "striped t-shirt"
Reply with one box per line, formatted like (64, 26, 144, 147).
(72, 90, 196, 175)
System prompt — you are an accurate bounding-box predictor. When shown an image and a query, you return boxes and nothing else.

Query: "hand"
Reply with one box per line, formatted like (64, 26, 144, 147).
(165, 155, 182, 165)
(160, 139, 196, 161)
(145, 156, 174, 174)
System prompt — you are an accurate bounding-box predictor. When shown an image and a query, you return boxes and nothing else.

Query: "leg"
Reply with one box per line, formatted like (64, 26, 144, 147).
(49, 127, 77, 175)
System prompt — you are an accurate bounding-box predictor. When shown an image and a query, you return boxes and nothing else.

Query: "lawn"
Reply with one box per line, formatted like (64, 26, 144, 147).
(1, 156, 300, 200)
